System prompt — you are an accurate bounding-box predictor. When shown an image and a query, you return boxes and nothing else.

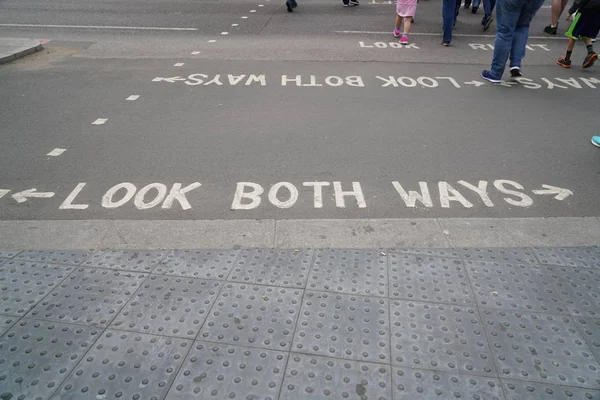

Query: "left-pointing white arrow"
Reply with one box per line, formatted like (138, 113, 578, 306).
(12, 188, 55, 203)
(532, 184, 573, 201)
(0, 189, 9, 199)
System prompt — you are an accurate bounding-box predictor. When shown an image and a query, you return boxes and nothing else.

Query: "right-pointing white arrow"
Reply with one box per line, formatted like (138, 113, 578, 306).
(464, 81, 484, 87)
(532, 184, 573, 201)
(12, 188, 55, 203)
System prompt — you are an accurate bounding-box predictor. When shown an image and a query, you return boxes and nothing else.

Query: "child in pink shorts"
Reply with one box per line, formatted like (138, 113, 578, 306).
(394, 0, 418, 44)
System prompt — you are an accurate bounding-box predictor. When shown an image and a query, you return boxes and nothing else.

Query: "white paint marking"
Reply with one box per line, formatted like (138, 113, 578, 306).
(174, 63, 185, 67)
(333, 182, 366, 208)
(191, 51, 200, 55)
(494, 179, 533, 207)
(12, 188, 55, 204)
(152, 76, 185, 83)
(259, 4, 265, 6)
(92, 118, 107, 125)
(0, 189, 9, 200)
(438, 182, 473, 208)
(392, 182, 433, 208)
(0, 23, 198, 31)
(458, 180, 494, 207)
(232, 182, 264, 210)
(532, 185, 573, 201)
(135, 183, 168, 210)
(126, 95, 140, 101)
(241, 16, 248, 19)
(60, 183, 89, 210)
(268, 182, 299, 209)
(464, 80, 484, 87)
(47, 148, 66, 157)
(221, 31, 229, 35)
(303, 182, 330, 208)
(250, 9, 257, 12)
(336, 30, 566, 40)
(162, 182, 202, 210)
(232, 23, 239, 27)
(208, 39, 217, 43)
(102, 183, 137, 209)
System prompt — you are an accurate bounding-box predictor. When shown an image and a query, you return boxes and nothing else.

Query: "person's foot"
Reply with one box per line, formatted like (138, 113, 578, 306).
(342, 0, 349, 6)
(349, 0, 359, 5)
(481, 70, 501, 83)
(592, 136, 600, 148)
(393, 28, 401, 38)
(400, 34, 409, 44)
(464, 0, 471, 8)
(557, 56, 571, 68)
(292, 1, 297, 7)
(286, 1, 293, 11)
(583, 52, 598, 68)
(482, 15, 493, 31)
(441, 41, 450, 46)
(471, 6, 478, 13)
(510, 66, 522, 77)
(544, 25, 557, 35)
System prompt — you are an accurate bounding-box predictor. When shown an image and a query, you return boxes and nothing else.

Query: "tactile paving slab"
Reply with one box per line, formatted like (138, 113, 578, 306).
(15, 250, 90, 266)
(392, 368, 503, 399)
(200, 283, 302, 350)
(155, 250, 240, 280)
(389, 254, 474, 305)
(166, 342, 287, 400)
(466, 260, 568, 314)
(462, 247, 538, 264)
(111, 275, 222, 338)
(0, 319, 101, 400)
(230, 249, 314, 288)
(574, 317, 600, 361)
(82, 250, 167, 272)
(0, 260, 73, 316)
(0, 251, 20, 259)
(390, 300, 495, 376)
(389, 248, 463, 258)
(54, 330, 190, 400)
(293, 291, 390, 363)
(307, 249, 387, 297)
(502, 379, 600, 400)
(28, 267, 147, 327)
(280, 353, 392, 400)
(482, 309, 600, 388)
(535, 246, 600, 268)
(0, 315, 18, 336)
(548, 267, 600, 317)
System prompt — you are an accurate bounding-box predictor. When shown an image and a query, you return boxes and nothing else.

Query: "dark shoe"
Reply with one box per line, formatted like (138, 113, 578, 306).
(471, 6, 478, 13)
(482, 15, 493, 31)
(286, 1, 293, 11)
(544, 25, 557, 35)
(481, 70, 501, 83)
(464, 0, 471, 8)
(556, 56, 571, 68)
(441, 41, 450, 46)
(349, 0, 359, 5)
(583, 52, 598, 68)
(510, 67, 522, 78)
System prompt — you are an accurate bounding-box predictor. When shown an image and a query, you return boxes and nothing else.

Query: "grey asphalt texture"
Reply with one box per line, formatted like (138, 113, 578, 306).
(2, 246, 600, 400)
(0, 0, 599, 221)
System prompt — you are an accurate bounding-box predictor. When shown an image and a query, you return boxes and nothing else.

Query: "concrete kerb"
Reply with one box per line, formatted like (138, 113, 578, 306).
(0, 38, 43, 64)
(0, 217, 599, 250)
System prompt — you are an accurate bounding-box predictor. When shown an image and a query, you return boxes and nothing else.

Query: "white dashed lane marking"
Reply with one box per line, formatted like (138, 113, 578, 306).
(92, 118, 108, 125)
(191, 51, 200, 55)
(174, 63, 185, 67)
(126, 95, 140, 101)
(47, 148, 66, 157)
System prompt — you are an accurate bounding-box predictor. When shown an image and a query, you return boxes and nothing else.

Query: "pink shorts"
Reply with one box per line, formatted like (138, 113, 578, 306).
(397, 0, 417, 17)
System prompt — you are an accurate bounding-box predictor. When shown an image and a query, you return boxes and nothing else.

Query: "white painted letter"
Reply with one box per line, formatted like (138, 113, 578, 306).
(231, 182, 264, 210)
(493, 179, 533, 207)
(268, 182, 298, 209)
(417, 77, 439, 88)
(436, 77, 461, 88)
(60, 183, 89, 210)
(281, 75, 302, 86)
(376, 76, 398, 87)
(102, 183, 136, 209)
(185, 74, 207, 86)
(162, 182, 202, 210)
(469, 44, 488, 50)
(228, 74, 246, 85)
(515, 78, 542, 89)
(135, 183, 168, 210)
(580, 77, 600, 88)
(392, 181, 433, 208)
(531, 44, 550, 51)
(458, 180, 494, 207)
(359, 41, 373, 48)
(204, 75, 223, 85)
(541, 78, 567, 89)
(333, 181, 366, 208)
(345, 76, 365, 87)
(246, 75, 266, 86)
(325, 76, 343, 87)
(303, 181, 330, 208)
(398, 77, 417, 87)
(303, 76, 323, 87)
(438, 181, 473, 208)
(555, 78, 582, 88)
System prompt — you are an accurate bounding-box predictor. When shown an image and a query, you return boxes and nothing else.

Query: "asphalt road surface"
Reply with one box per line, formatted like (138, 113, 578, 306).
(1, 0, 599, 221)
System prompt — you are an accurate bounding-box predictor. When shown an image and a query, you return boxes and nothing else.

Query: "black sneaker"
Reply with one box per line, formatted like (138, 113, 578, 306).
(544, 25, 557, 35)
(510, 67, 522, 78)
(482, 15, 493, 31)
(464, 0, 471, 8)
(286, 1, 293, 11)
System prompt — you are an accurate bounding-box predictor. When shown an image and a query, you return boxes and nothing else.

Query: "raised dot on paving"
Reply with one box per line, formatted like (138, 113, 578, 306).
(575, 317, 600, 361)
(16, 250, 90, 266)
(55, 330, 190, 400)
(165, 342, 288, 400)
(229, 249, 313, 287)
(82, 250, 167, 272)
(534, 246, 600, 268)
(46, 148, 66, 156)
(0, 319, 101, 400)
(155, 250, 240, 280)
(462, 247, 538, 264)
(92, 118, 107, 125)
(547, 266, 600, 317)
(502, 379, 600, 400)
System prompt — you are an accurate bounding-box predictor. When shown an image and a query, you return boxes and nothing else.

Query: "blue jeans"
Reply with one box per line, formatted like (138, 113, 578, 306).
(483, 0, 495, 15)
(442, 0, 461, 43)
(489, 0, 544, 78)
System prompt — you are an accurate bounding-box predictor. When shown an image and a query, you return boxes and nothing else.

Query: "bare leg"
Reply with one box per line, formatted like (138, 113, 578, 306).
(403, 17, 412, 34)
(550, 0, 568, 26)
(583, 38, 592, 47)
(566, 38, 576, 51)
(396, 14, 402, 30)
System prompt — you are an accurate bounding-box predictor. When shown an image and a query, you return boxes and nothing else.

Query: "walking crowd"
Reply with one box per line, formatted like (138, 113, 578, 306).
(285, 0, 600, 147)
